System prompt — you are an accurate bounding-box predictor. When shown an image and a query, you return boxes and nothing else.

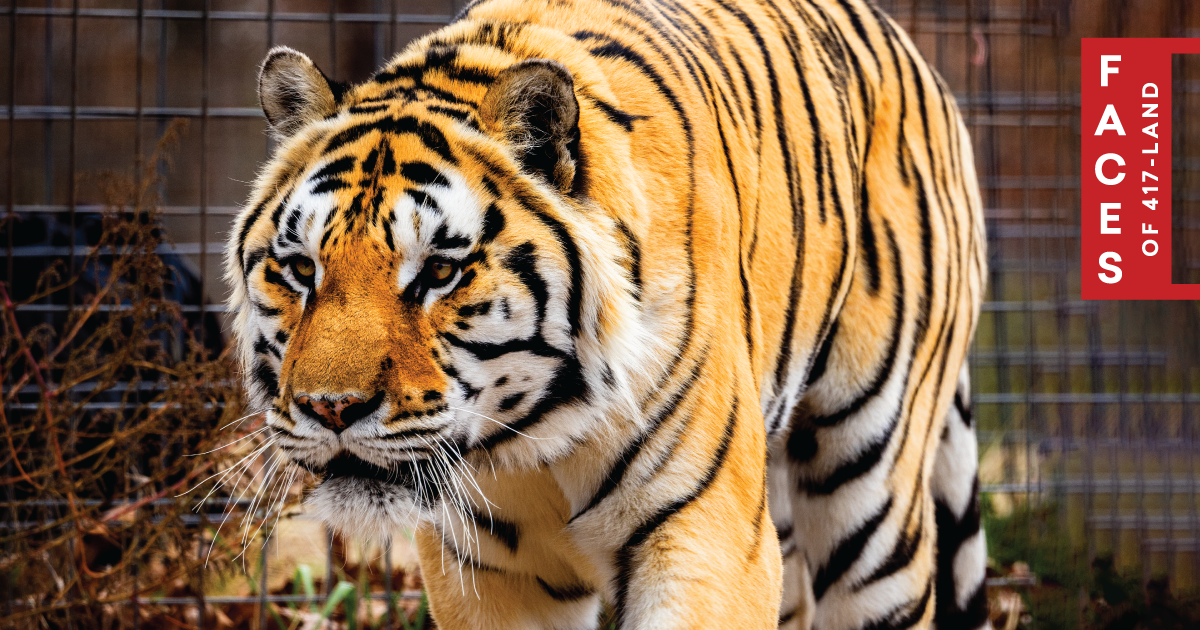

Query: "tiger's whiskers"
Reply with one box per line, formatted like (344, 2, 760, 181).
(447, 406, 547, 441)
(185, 424, 269, 457)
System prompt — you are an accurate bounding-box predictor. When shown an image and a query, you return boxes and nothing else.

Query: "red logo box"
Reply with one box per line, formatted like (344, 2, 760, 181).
(1082, 38, 1200, 300)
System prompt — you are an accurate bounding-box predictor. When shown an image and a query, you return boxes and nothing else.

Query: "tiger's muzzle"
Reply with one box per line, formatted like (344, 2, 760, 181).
(294, 391, 385, 433)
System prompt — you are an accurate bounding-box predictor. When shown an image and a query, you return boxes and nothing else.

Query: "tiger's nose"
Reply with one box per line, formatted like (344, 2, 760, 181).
(295, 392, 384, 433)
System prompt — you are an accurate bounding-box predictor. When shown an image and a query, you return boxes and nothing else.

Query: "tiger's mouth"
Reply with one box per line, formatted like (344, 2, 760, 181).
(313, 453, 423, 487)
(301, 451, 443, 539)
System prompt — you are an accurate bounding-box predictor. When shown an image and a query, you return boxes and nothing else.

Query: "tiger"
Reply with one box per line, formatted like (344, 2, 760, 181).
(224, 0, 990, 627)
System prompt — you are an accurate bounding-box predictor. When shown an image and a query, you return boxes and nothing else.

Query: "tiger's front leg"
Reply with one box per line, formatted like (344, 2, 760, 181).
(416, 527, 603, 630)
(558, 360, 783, 630)
(603, 472, 783, 630)
(419, 395, 783, 629)
(413, 466, 606, 630)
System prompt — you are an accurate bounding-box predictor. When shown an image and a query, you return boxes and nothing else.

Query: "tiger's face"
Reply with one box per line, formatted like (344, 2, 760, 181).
(228, 48, 642, 539)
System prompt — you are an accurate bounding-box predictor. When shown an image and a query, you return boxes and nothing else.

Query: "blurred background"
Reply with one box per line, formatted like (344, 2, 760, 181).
(3, 0, 1200, 628)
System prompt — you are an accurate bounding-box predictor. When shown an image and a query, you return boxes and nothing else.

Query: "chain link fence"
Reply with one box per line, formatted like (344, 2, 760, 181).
(2, 0, 1200, 628)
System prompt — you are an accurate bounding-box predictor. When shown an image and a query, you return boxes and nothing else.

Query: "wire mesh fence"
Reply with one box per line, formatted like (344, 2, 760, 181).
(2, 0, 1200, 628)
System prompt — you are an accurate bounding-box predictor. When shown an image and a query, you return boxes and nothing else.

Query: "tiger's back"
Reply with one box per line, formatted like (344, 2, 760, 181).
(228, 0, 988, 628)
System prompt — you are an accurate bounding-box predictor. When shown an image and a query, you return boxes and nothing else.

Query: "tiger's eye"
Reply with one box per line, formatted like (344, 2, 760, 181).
(292, 258, 315, 278)
(430, 261, 454, 281)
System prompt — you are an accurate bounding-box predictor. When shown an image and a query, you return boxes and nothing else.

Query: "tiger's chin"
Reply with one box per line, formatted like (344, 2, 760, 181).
(302, 454, 437, 543)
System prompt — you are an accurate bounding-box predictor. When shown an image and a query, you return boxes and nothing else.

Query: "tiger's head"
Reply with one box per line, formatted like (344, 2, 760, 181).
(225, 44, 647, 539)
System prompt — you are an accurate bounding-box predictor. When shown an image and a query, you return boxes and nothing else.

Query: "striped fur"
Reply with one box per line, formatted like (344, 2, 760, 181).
(225, 0, 988, 628)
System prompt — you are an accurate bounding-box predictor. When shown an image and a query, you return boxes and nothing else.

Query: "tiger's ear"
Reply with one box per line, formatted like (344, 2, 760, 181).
(258, 46, 346, 139)
(480, 59, 580, 194)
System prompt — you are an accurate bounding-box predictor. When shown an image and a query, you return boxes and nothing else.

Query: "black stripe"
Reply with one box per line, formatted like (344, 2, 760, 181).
(797, 146, 853, 404)
(588, 95, 647, 132)
(812, 496, 892, 600)
(311, 178, 348, 195)
(740, 256, 753, 352)
(908, 55, 955, 260)
(383, 212, 396, 251)
(655, 0, 732, 100)
(861, 579, 933, 630)
(326, 116, 457, 165)
(253, 300, 281, 318)
(705, 0, 804, 398)
(480, 176, 501, 198)
(372, 62, 420, 85)
(860, 184, 882, 295)
(616, 220, 642, 300)
(654, 0, 740, 130)
(892, 257, 958, 485)
(407, 189, 439, 212)
(481, 203, 505, 243)
(935, 478, 982, 566)
(364, 83, 469, 108)
(381, 141, 398, 176)
(535, 577, 594, 602)
(423, 44, 463, 76)
(348, 103, 388, 115)
(263, 265, 300, 296)
(401, 161, 451, 187)
(954, 390, 973, 428)
(597, 0, 706, 110)
(244, 247, 268, 280)
(440, 333, 562, 362)
(283, 209, 304, 243)
(343, 192, 366, 223)
(310, 156, 356, 183)
(746, 460, 769, 562)
(253, 360, 279, 399)
(798, 406, 899, 495)
(254, 334, 282, 360)
(498, 391, 525, 411)
(935, 580, 988, 630)
(437, 532, 508, 574)
(452, 268, 476, 293)
(236, 201, 270, 272)
(471, 510, 520, 553)
(502, 242, 548, 323)
(833, 0, 883, 76)
(858, 456, 932, 591)
(857, 511, 923, 590)
(515, 191, 585, 338)
(432, 224, 471, 250)
(813, 122, 828, 226)
(910, 110, 935, 353)
(805, 321, 839, 387)
(436, 61, 494, 87)
(426, 104, 480, 132)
